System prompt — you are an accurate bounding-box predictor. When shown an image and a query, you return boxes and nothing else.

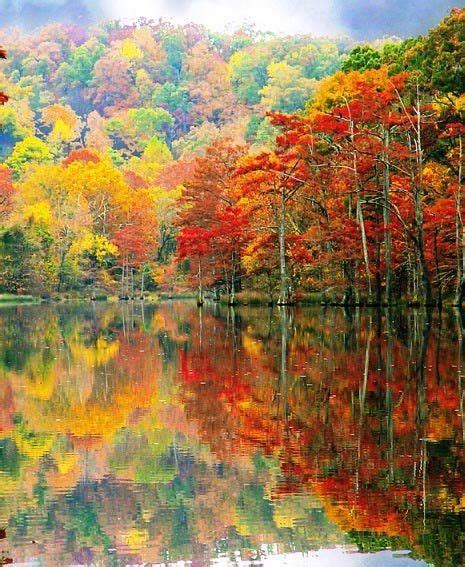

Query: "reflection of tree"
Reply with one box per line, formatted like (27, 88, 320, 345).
(178, 304, 465, 566)
(0, 527, 12, 566)
(0, 302, 464, 564)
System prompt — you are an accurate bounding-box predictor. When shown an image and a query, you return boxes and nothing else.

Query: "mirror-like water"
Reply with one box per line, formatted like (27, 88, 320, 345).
(0, 301, 463, 566)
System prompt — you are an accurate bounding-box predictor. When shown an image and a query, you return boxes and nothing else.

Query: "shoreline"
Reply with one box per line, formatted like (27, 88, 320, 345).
(0, 292, 461, 310)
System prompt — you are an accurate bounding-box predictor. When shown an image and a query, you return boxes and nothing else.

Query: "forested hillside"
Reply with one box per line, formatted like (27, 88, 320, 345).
(0, 8, 463, 305)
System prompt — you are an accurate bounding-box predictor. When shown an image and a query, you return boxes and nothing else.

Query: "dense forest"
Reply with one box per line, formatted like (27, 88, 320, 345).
(0, 8, 463, 305)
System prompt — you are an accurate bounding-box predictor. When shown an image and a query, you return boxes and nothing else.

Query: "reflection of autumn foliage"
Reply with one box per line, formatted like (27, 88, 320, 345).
(177, 306, 465, 564)
(0, 528, 12, 566)
(0, 303, 464, 564)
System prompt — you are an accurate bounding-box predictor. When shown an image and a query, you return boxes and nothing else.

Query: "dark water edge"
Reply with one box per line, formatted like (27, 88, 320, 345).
(0, 301, 463, 566)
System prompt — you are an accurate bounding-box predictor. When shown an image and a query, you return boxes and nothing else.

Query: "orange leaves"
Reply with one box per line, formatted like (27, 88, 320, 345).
(112, 224, 152, 267)
(112, 188, 158, 267)
(313, 113, 349, 136)
(0, 166, 14, 220)
(441, 122, 465, 139)
(61, 148, 100, 166)
(123, 170, 149, 189)
(312, 67, 406, 114)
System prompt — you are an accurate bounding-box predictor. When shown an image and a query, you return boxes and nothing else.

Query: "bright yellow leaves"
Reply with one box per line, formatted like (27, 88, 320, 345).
(310, 66, 394, 112)
(120, 39, 143, 61)
(13, 422, 55, 460)
(126, 136, 172, 184)
(124, 528, 148, 550)
(69, 334, 120, 368)
(72, 232, 119, 266)
(22, 200, 53, 225)
(42, 104, 80, 133)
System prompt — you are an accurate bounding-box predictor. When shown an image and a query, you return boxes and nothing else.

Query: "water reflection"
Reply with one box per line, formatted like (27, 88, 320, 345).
(0, 301, 463, 565)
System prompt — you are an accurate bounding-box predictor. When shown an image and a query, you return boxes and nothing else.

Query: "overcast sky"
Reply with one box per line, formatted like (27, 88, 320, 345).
(0, 0, 460, 38)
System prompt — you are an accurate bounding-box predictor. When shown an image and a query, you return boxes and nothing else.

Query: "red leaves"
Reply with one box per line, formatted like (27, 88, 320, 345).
(111, 191, 158, 268)
(176, 138, 252, 285)
(123, 170, 149, 189)
(441, 122, 465, 138)
(177, 205, 251, 285)
(0, 166, 14, 220)
(313, 113, 350, 136)
(112, 223, 153, 267)
(171, 67, 461, 301)
(177, 226, 215, 260)
(62, 148, 100, 166)
(287, 234, 313, 264)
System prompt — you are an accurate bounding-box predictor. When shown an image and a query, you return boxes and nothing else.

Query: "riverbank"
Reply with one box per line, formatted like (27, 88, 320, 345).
(0, 290, 459, 308)
(214, 290, 458, 308)
(0, 294, 41, 304)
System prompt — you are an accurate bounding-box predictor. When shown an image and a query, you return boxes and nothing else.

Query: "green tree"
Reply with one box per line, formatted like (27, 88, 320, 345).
(57, 39, 105, 89)
(260, 61, 316, 112)
(407, 8, 465, 95)
(152, 82, 192, 115)
(0, 226, 34, 293)
(341, 45, 382, 72)
(229, 47, 270, 104)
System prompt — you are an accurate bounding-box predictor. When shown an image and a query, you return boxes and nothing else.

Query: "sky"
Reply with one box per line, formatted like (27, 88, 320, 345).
(0, 0, 460, 38)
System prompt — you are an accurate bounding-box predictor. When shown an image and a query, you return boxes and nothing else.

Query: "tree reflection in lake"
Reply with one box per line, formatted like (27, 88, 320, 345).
(0, 301, 463, 565)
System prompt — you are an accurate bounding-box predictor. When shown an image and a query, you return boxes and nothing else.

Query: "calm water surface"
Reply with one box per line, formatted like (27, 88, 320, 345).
(0, 301, 463, 566)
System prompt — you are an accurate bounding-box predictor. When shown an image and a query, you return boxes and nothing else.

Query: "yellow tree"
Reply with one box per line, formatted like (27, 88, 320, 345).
(41, 104, 82, 155)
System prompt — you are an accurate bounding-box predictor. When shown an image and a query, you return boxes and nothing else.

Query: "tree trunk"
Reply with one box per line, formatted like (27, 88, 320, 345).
(454, 136, 464, 307)
(434, 228, 442, 307)
(342, 261, 356, 306)
(349, 109, 372, 304)
(413, 89, 432, 306)
(357, 198, 372, 303)
(197, 259, 204, 306)
(383, 128, 392, 305)
(266, 271, 274, 306)
(279, 306, 289, 422)
(125, 262, 130, 297)
(277, 186, 289, 305)
(120, 262, 126, 299)
(229, 252, 236, 306)
(417, 245, 432, 305)
(57, 242, 72, 294)
(375, 237, 382, 304)
(385, 307, 394, 482)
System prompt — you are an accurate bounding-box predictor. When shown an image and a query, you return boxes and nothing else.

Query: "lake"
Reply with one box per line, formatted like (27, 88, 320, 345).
(0, 301, 463, 566)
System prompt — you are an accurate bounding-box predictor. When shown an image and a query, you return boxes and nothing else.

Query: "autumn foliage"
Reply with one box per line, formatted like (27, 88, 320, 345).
(0, 10, 463, 305)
